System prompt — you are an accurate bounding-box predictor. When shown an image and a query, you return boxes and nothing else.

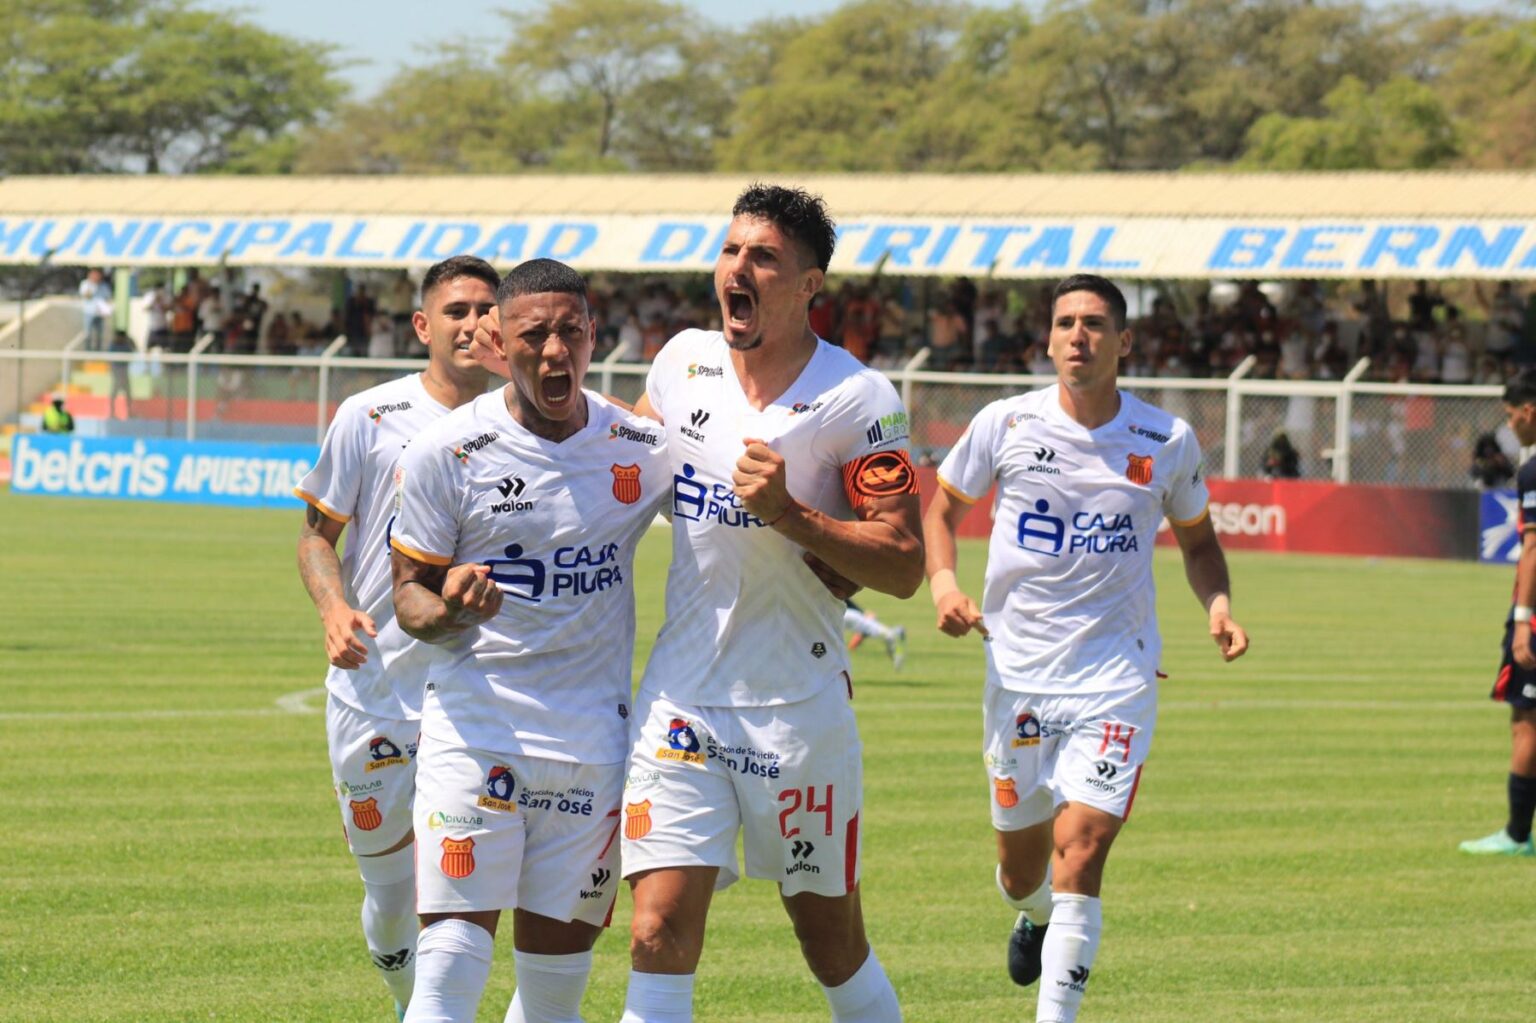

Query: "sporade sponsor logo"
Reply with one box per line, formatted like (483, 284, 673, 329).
(453, 432, 499, 462)
(1128, 423, 1170, 443)
(687, 363, 723, 378)
(609, 422, 660, 445)
(369, 401, 412, 423)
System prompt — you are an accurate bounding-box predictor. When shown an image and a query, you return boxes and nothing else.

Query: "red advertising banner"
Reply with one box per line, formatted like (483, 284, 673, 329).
(914, 468, 1478, 560)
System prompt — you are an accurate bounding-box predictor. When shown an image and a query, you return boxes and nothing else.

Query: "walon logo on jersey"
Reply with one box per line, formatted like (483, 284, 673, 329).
(672, 463, 772, 528)
(786, 839, 820, 876)
(1016, 500, 1140, 557)
(477, 765, 517, 812)
(453, 432, 499, 463)
(609, 422, 660, 445)
(489, 476, 535, 514)
(1027, 446, 1061, 475)
(682, 409, 709, 442)
(368, 401, 412, 424)
(581, 867, 612, 900)
(658, 718, 705, 764)
(484, 542, 627, 603)
(687, 363, 724, 379)
(366, 736, 409, 772)
(865, 411, 910, 446)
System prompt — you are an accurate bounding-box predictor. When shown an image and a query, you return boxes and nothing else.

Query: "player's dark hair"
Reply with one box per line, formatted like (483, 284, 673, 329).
(1503, 369, 1536, 406)
(1051, 274, 1128, 332)
(732, 183, 837, 273)
(420, 255, 499, 305)
(496, 258, 589, 307)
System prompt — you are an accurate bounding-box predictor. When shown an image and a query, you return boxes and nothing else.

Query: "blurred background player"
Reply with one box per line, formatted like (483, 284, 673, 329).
(390, 259, 669, 1023)
(843, 598, 905, 669)
(923, 274, 1248, 1023)
(618, 185, 923, 1023)
(294, 255, 499, 1018)
(1460, 369, 1536, 857)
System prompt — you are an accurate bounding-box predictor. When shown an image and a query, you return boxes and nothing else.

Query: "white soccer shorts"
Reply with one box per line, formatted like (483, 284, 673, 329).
(327, 694, 419, 857)
(982, 682, 1158, 830)
(621, 680, 864, 898)
(412, 734, 623, 925)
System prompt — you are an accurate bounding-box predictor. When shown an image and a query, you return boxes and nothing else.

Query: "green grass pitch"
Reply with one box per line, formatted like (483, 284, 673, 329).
(1, 490, 1532, 1022)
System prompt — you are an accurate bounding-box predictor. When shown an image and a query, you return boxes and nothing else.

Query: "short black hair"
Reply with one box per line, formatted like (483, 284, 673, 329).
(1504, 369, 1536, 406)
(732, 183, 837, 273)
(1051, 274, 1128, 332)
(496, 258, 589, 307)
(420, 255, 499, 305)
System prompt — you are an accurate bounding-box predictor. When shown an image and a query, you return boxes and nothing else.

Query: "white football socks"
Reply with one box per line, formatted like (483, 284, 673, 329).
(997, 863, 1054, 925)
(358, 845, 417, 1010)
(843, 607, 896, 642)
(404, 918, 494, 1023)
(619, 971, 694, 1023)
(503, 949, 593, 1023)
(1035, 894, 1101, 1023)
(821, 950, 902, 1023)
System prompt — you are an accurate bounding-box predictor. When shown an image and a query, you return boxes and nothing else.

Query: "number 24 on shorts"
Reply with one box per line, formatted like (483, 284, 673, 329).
(778, 785, 834, 839)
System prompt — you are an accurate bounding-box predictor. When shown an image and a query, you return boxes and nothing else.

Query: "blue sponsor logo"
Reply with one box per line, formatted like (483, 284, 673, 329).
(483, 542, 626, 602)
(8, 434, 315, 508)
(671, 463, 771, 528)
(1016, 499, 1140, 557)
(1480, 489, 1521, 565)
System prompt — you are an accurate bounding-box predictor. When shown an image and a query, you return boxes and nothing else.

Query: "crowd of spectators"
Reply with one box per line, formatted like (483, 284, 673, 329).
(108, 269, 1534, 386)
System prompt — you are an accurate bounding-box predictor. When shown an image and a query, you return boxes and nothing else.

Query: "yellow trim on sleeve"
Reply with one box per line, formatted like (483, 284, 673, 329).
(1167, 504, 1211, 528)
(390, 538, 452, 567)
(936, 474, 979, 505)
(293, 488, 352, 523)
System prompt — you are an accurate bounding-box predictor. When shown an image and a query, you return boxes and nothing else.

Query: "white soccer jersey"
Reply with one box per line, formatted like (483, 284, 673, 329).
(295, 373, 450, 721)
(937, 386, 1210, 694)
(639, 329, 917, 707)
(391, 390, 669, 763)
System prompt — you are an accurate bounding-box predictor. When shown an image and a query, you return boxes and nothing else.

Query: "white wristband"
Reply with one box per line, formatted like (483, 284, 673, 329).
(1515, 606, 1532, 624)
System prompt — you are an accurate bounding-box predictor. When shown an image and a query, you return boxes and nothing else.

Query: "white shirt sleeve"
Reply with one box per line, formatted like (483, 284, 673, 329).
(390, 437, 459, 567)
(294, 402, 367, 522)
(1162, 425, 1211, 526)
(936, 401, 1004, 503)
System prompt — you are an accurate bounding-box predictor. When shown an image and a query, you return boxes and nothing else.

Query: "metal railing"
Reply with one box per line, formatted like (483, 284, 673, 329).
(0, 343, 1507, 489)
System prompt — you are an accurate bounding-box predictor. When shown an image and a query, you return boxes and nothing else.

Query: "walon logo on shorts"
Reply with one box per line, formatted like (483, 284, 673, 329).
(581, 868, 612, 900)
(624, 800, 653, 839)
(366, 736, 409, 772)
(477, 765, 517, 813)
(657, 718, 705, 764)
(440, 836, 476, 878)
(786, 839, 820, 876)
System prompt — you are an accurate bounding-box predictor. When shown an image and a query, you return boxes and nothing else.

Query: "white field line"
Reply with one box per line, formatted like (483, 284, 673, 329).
(0, 686, 329, 721)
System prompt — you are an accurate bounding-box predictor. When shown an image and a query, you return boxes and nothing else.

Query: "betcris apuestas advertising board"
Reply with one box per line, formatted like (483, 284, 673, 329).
(9, 434, 317, 508)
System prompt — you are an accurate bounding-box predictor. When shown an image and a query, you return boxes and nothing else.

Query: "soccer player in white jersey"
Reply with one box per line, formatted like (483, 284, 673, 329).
(295, 255, 498, 1017)
(923, 274, 1249, 1023)
(390, 258, 670, 1023)
(612, 184, 923, 1023)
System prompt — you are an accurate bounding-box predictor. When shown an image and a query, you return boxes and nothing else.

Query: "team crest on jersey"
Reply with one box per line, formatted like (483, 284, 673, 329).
(368, 401, 412, 424)
(1126, 454, 1154, 486)
(625, 800, 653, 839)
(440, 836, 476, 878)
(366, 736, 409, 772)
(1012, 714, 1042, 748)
(349, 797, 383, 832)
(993, 777, 1020, 808)
(843, 449, 918, 507)
(611, 463, 642, 504)
(658, 718, 705, 764)
(478, 765, 517, 812)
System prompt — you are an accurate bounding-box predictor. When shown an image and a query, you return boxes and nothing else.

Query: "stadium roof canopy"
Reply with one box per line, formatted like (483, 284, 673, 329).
(2, 172, 1534, 279)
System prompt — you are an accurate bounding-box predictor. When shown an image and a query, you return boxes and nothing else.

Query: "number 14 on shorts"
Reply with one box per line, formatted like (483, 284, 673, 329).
(778, 785, 834, 838)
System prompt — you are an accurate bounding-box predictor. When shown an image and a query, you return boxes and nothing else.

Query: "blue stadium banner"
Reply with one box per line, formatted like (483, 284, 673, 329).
(8, 434, 317, 508)
(1479, 488, 1521, 565)
(1, 214, 1534, 278)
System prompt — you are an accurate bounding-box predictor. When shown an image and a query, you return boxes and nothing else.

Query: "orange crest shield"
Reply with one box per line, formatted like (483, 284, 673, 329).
(349, 797, 383, 832)
(611, 463, 642, 505)
(993, 778, 1019, 809)
(1126, 454, 1154, 486)
(624, 799, 653, 840)
(440, 836, 476, 879)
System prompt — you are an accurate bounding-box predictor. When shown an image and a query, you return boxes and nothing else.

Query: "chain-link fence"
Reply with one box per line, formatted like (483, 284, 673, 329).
(0, 345, 1510, 489)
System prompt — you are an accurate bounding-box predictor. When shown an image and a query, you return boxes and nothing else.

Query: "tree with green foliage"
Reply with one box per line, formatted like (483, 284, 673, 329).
(1240, 74, 1459, 170)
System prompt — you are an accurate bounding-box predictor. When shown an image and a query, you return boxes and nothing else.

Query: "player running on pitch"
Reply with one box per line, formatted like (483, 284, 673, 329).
(390, 259, 669, 1023)
(295, 255, 498, 1017)
(924, 274, 1248, 1023)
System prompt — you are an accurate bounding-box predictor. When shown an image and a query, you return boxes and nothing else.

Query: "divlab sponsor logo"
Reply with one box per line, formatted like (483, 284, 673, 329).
(9, 435, 315, 508)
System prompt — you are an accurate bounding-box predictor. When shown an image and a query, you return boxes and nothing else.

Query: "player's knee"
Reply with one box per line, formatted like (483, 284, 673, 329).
(999, 861, 1047, 898)
(629, 908, 701, 971)
(796, 931, 869, 988)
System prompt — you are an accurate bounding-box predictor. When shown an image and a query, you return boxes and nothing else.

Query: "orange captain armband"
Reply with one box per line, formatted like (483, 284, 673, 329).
(841, 449, 919, 508)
